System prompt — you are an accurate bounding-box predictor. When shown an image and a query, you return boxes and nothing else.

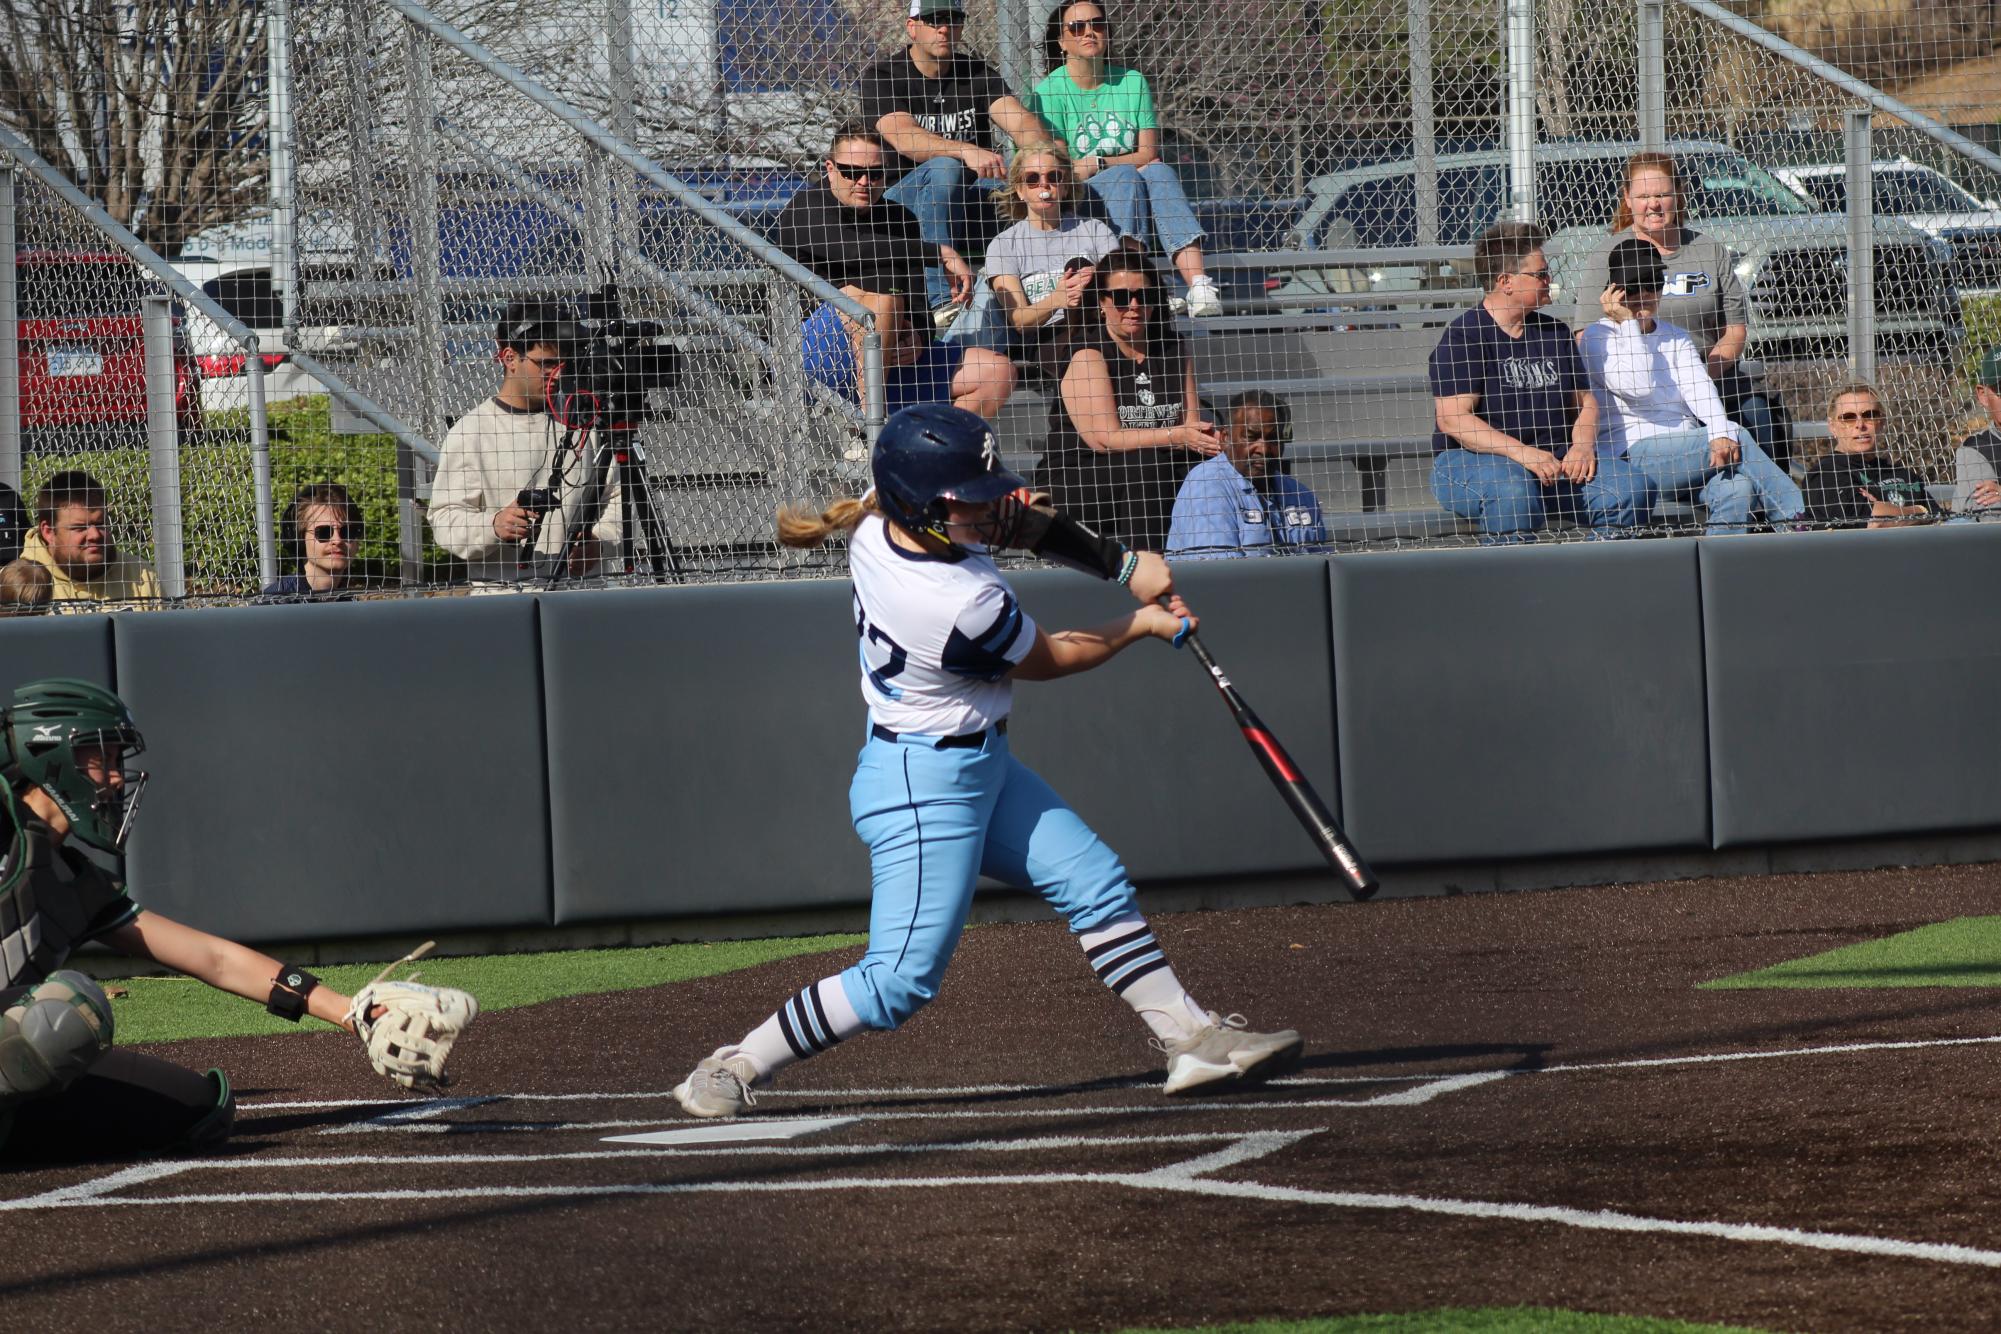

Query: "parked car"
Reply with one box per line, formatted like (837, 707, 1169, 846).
(17, 250, 201, 442)
(1770, 158, 2001, 294)
(1280, 140, 1965, 361)
(170, 258, 308, 412)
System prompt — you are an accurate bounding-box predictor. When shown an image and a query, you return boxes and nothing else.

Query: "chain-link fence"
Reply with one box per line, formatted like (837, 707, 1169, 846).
(5, 0, 1998, 609)
(0, 146, 279, 606)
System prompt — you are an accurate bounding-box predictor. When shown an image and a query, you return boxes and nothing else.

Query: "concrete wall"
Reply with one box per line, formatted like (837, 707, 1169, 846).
(3, 523, 1995, 944)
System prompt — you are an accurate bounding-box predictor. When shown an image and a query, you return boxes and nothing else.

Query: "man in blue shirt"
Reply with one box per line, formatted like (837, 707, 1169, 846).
(1167, 391, 1325, 558)
(1430, 222, 1654, 541)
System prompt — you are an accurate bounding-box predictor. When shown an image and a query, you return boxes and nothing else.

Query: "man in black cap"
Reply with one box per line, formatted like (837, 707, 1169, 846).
(860, 0, 1047, 321)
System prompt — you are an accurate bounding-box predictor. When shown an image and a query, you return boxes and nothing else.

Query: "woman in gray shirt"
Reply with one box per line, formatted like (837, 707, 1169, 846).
(1573, 151, 1792, 470)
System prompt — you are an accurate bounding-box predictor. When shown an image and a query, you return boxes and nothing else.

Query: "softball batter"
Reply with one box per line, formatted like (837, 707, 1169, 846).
(674, 404, 1301, 1117)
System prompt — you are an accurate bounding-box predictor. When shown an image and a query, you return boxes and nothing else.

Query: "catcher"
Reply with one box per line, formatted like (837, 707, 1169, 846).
(0, 677, 477, 1160)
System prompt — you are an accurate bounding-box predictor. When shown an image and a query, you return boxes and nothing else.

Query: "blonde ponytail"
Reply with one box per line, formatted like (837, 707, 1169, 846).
(776, 492, 881, 548)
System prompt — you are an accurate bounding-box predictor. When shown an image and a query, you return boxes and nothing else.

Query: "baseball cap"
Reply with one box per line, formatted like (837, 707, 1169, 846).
(910, 0, 966, 17)
(1976, 345, 2001, 391)
(1607, 237, 1667, 296)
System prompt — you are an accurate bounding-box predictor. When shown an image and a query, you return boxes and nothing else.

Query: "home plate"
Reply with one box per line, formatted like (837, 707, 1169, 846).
(603, 1117, 858, 1146)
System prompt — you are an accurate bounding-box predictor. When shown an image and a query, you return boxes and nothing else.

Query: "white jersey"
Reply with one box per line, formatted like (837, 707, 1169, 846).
(848, 513, 1039, 736)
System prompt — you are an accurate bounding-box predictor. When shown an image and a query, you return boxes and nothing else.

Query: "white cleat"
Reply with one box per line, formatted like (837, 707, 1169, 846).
(1156, 1012, 1303, 1095)
(673, 1046, 762, 1118)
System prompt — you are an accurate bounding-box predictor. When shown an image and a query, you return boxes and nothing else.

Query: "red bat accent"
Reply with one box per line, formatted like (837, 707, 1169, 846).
(1244, 729, 1303, 783)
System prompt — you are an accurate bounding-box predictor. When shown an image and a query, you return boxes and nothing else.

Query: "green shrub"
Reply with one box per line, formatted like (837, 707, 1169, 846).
(20, 395, 463, 596)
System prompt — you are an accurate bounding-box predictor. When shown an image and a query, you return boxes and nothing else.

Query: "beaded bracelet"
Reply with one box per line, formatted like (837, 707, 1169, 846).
(1115, 549, 1140, 586)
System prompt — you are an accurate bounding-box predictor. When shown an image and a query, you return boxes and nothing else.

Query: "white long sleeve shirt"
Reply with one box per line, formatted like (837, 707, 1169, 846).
(1579, 315, 1737, 454)
(428, 397, 623, 586)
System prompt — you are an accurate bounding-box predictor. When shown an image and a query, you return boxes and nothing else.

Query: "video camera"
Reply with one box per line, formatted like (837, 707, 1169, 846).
(554, 283, 682, 429)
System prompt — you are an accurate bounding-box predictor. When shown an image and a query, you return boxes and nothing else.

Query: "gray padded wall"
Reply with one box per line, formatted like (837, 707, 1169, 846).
(542, 581, 870, 923)
(1703, 525, 2001, 846)
(1330, 541, 1711, 863)
(0, 614, 115, 697)
(116, 597, 553, 941)
(1005, 557, 1339, 882)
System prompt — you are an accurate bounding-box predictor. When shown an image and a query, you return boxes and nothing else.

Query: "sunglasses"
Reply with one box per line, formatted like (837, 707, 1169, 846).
(1834, 408, 1885, 423)
(310, 523, 361, 542)
(1105, 288, 1152, 308)
(1019, 171, 1068, 187)
(1065, 16, 1108, 33)
(829, 160, 884, 182)
(1512, 267, 1553, 282)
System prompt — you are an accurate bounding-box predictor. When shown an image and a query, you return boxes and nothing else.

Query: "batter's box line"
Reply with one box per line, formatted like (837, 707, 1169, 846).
(0, 1128, 1315, 1212)
(14, 1139, 2001, 1276)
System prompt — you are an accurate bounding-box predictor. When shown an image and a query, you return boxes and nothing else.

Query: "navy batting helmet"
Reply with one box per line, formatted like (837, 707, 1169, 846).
(871, 405, 1026, 546)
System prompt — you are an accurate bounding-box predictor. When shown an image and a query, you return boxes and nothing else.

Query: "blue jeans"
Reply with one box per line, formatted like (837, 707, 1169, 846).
(801, 303, 965, 413)
(1086, 163, 1205, 260)
(1432, 447, 1656, 542)
(884, 156, 1003, 310)
(1621, 426, 1804, 534)
(840, 729, 1139, 1030)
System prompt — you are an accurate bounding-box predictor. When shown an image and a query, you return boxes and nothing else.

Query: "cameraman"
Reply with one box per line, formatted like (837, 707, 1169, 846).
(428, 301, 622, 590)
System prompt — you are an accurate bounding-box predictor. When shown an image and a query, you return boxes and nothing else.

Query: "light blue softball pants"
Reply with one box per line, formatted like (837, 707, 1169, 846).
(839, 726, 1141, 1031)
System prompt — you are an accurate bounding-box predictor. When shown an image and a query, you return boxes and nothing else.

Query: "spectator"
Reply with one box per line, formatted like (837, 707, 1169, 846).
(429, 300, 623, 590)
(1029, 1, 1222, 317)
(972, 141, 1121, 374)
(777, 123, 1014, 419)
(1431, 223, 1654, 542)
(1168, 390, 1326, 558)
(1801, 384, 1940, 529)
(862, 0, 1046, 321)
(1572, 152, 1792, 470)
(18, 471, 164, 604)
(0, 558, 51, 616)
(1034, 249, 1221, 550)
(0, 481, 26, 565)
(263, 483, 363, 600)
(1952, 346, 2001, 518)
(1580, 238, 1804, 534)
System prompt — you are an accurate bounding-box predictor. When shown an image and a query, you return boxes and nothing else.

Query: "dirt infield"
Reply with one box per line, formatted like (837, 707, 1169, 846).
(7, 862, 2001, 1332)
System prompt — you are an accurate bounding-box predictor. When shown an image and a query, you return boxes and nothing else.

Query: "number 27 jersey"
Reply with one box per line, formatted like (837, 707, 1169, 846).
(849, 513, 1039, 736)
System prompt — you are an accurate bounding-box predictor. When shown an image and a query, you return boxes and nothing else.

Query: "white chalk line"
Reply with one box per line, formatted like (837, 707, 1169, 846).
(2, 1129, 1314, 1210)
(20, 1141, 2001, 1273)
(249, 1031, 2001, 1117)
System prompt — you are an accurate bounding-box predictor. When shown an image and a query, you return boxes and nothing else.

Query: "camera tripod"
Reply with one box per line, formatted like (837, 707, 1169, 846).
(522, 402, 684, 585)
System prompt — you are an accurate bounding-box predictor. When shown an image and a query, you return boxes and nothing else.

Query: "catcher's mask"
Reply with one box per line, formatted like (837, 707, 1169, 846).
(871, 404, 1027, 549)
(2, 678, 149, 854)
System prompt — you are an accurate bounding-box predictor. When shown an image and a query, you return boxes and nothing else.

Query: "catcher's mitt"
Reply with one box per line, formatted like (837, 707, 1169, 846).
(345, 942, 478, 1093)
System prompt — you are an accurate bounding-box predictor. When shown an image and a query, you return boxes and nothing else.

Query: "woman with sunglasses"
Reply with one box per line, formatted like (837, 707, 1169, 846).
(971, 141, 1120, 373)
(1028, 1, 1222, 317)
(1036, 249, 1222, 550)
(1801, 384, 1940, 528)
(261, 482, 363, 600)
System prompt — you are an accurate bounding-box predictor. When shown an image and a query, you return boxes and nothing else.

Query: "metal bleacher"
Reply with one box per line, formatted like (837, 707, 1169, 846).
(989, 246, 1482, 545)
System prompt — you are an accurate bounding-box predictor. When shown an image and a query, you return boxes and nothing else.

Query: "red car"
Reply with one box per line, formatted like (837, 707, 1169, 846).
(17, 251, 202, 441)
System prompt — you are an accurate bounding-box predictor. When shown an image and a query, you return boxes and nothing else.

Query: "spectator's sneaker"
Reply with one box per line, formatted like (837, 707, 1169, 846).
(1155, 1012, 1302, 1095)
(1184, 276, 1224, 317)
(674, 1046, 761, 1118)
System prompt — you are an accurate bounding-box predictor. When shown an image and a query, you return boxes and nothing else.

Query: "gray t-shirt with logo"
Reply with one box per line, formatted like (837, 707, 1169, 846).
(1570, 227, 1747, 357)
(984, 216, 1119, 327)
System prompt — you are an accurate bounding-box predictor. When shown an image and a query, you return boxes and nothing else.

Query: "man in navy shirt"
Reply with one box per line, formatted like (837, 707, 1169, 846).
(1430, 221, 1654, 541)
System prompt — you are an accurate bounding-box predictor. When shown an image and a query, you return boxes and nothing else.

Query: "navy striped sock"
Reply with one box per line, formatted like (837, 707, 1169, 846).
(1083, 924, 1171, 996)
(775, 980, 847, 1062)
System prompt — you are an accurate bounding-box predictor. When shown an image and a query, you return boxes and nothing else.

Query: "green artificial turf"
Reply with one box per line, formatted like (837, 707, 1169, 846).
(108, 933, 865, 1044)
(1702, 914, 2001, 990)
(1115, 1310, 1775, 1333)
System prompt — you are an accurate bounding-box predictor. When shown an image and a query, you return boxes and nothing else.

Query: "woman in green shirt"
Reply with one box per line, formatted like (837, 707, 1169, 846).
(1029, 1, 1221, 317)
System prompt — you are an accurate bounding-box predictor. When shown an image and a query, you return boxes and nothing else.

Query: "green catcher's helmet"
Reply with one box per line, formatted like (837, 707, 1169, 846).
(2, 678, 148, 853)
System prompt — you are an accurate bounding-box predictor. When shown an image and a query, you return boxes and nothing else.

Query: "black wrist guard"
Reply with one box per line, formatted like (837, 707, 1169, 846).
(267, 965, 322, 1022)
(1014, 503, 1127, 581)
